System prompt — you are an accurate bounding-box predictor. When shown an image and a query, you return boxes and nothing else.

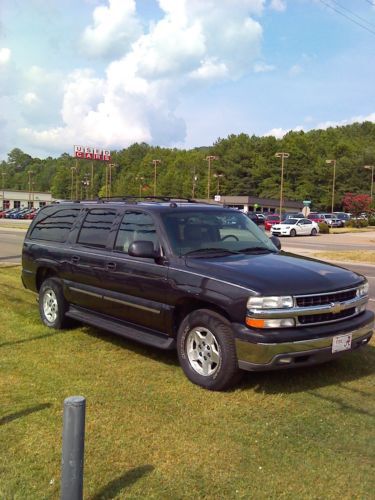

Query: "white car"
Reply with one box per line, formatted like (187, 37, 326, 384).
(271, 218, 319, 237)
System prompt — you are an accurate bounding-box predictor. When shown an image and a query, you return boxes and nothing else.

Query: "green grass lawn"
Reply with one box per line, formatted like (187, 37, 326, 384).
(0, 267, 374, 499)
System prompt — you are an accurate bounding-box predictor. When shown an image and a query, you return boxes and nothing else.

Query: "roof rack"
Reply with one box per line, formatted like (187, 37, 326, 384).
(97, 196, 199, 203)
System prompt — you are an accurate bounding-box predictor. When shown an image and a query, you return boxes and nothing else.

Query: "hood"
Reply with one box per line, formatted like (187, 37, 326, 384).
(185, 251, 364, 296)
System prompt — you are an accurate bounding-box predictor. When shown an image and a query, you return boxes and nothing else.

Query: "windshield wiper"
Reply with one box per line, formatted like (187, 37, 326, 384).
(184, 248, 240, 257)
(238, 246, 275, 254)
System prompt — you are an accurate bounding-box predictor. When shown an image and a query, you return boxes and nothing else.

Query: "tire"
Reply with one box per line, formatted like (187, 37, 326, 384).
(177, 309, 242, 391)
(311, 228, 317, 236)
(290, 229, 296, 237)
(39, 277, 68, 329)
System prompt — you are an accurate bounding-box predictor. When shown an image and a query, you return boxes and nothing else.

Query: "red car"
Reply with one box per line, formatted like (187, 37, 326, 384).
(308, 213, 324, 223)
(264, 215, 281, 231)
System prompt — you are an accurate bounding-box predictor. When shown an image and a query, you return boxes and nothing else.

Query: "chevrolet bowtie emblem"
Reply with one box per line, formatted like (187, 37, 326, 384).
(330, 302, 342, 314)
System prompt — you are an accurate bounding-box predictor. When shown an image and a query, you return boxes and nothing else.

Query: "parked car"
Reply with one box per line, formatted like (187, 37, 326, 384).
(21, 199, 373, 391)
(24, 208, 39, 220)
(333, 212, 351, 224)
(247, 212, 265, 226)
(282, 212, 304, 221)
(307, 212, 324, 223)
(264, 215, 281, 231)
(271, 218, 319, 237)
(318, 214, 343, 228)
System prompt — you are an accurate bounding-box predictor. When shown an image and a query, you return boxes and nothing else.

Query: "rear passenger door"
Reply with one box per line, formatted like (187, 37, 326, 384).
(67, 208, 118, 311)
(102, 210, 170, 332)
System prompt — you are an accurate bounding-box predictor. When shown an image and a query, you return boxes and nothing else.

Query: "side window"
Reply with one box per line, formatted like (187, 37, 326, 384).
(29, 208, 80, 242)
(77, 209, 117, 248)
(115, 212, 158, 253)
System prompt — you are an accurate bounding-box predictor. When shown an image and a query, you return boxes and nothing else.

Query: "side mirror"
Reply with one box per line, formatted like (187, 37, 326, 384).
(128, 240, 157, 259)
(270, 235, 281, 250)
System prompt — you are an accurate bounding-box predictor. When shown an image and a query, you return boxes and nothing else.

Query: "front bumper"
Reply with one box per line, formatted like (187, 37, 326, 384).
(234, 314, 374, 371)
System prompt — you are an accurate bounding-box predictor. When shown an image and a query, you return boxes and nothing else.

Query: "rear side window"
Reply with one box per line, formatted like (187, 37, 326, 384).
(77, 209, 117, 248)
(29, 208, 80, 242)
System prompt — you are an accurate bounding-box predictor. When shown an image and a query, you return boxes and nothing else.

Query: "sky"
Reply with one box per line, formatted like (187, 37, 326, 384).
(0, 0, 374, 160)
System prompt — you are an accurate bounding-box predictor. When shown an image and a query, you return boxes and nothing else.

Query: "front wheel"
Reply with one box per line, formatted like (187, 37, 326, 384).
(177, 309, 241, 391)
(39, 277, 68, 329)
(290, 229, 296, 237)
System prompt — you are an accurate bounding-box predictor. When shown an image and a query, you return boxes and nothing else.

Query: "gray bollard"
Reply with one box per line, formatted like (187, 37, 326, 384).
(61, 396, 86, 500)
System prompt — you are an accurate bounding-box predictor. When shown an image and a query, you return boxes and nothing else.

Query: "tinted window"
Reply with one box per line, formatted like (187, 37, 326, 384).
(77, 209, 117, 248)
(115, 212, 158, 253)
(29, 207, 80, 242)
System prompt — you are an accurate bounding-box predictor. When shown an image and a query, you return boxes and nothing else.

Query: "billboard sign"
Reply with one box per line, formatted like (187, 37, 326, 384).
(74, 145, 111, 161)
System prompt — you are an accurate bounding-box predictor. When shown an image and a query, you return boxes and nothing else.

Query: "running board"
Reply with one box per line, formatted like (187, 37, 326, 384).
(66, 306, 176, 350)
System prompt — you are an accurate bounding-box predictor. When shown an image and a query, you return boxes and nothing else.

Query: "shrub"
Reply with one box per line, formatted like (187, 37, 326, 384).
(346, 219, 369, 228)
(318, 222, 329, 234)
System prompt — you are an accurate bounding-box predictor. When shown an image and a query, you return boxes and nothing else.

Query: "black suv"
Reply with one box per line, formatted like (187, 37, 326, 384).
(22, 198, 373, 390)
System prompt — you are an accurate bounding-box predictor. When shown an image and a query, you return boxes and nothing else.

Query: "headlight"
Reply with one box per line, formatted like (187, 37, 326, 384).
(247, 296, 294, 309)
(357, 282, 369, 296)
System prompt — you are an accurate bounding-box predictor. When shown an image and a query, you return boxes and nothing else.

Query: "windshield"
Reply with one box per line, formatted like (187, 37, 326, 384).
(161, 209, 278, 256)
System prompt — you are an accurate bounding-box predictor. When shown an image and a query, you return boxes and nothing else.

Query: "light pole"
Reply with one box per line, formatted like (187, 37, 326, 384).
(192, 165, 198, 199)
(70, 167, 76, 200)
(136, 176, 145, 197)
(108, 163, 117, 198)
(205, 155, 219, 200)
(152, 160, 161, 196)
(364, 165, 374, 202)
(275, 152, 289, 218)
(28, 170, 34, 207)
(326, 159, 337, 213)
(1, 172, 5, 209)
(213, 173, 224, 196)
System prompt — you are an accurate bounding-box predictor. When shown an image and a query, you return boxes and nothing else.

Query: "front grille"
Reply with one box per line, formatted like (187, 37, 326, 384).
(296, 289, 357, 307)
(298, 307, 356, 325)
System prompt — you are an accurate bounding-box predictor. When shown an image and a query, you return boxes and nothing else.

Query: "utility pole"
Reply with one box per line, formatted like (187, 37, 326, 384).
(326, 159, 337, 213)
(107, 163, 117, 198)
(275, 152, 289, 218)
(205, 156, 219, 200)
(136, 176, 145, 197)
(152, 160, 161, 196)
(364, 165, 374, 202)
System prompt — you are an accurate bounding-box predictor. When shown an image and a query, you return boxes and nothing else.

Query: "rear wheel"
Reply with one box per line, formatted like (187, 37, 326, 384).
(39, 277, 68, 329)
(177, 309, 242, 391)
(311, 228, 317, 236)
(290, 229, 296, 237)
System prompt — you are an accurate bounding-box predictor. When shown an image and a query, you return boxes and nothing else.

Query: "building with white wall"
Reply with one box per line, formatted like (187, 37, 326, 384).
(0, 189, 53, 210)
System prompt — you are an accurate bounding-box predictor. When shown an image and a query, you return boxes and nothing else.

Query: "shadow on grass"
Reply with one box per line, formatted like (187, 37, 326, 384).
(307, 391, 375, 418)
(84, 326, 179, 367)
(91, 465, 154, 500)
(0, 403, 52, 425)
(239, 345, 375, 394)
(0, 330, 63, 348)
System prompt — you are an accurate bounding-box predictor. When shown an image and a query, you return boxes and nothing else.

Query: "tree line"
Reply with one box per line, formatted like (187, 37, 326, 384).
(1, 121, 374, 212)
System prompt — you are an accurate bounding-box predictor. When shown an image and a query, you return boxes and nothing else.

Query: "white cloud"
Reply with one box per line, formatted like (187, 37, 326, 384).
(289, 64, 303, 77)
(269, 0, 286, 12)
(23, 92, 39, 105)
(0, 48, 11, 64)
(22, 0, 265, 154)
(254, 61, 275, 73)
(81, 0, 142, 58)
(264, 112, 375, 139)
(316, 112, 375, 130)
